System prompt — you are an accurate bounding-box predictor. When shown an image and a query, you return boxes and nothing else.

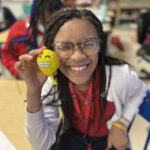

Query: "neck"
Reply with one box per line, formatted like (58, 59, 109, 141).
(75, 84, 88, 92)
(74, 79, 92, 92)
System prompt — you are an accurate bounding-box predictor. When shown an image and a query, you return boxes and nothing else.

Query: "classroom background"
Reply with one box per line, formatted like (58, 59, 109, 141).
(0, 0, 150, 150)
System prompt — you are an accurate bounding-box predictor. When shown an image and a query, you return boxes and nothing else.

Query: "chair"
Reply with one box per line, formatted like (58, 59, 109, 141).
(138, 89, 150, 150)
(136, 12, 150, 79)
(128, 89, 150, 150)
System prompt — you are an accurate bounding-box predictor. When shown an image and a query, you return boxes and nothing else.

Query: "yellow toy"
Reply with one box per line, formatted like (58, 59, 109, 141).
(37, 49, 59, 85)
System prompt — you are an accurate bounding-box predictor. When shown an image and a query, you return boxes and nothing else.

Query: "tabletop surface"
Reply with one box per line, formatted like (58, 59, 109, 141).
(0, 30, 9, 43)
(0, 80, 32, 150)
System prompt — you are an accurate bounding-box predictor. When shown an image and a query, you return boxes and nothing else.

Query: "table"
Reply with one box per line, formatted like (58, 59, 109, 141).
(0, 29, 9, 51)
(129, 114, 150, 150)
(0, 29, 9, 44)
(0, 80, 32, 150)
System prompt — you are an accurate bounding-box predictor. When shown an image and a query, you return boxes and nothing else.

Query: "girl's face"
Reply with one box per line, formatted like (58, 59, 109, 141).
(54, 18, 100, 91)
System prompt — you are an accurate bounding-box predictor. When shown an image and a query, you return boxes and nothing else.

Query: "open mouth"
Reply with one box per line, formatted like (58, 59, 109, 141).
(38, 62, 50, 67)
(70, 65, 88, 71)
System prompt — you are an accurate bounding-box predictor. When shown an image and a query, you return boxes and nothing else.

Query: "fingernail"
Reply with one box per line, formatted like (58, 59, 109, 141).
(29, 56, 33, 59)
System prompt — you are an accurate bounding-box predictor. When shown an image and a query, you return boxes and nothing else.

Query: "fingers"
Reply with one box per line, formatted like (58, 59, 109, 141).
(117, 142, 129, 150)
(19, 49, 43, 62)
(15, 61, 22, 72)
(105, 136, 112, 150)
(19, 54, 34, 62)
(28, 47, 47, 56)
(105, 142, 112, 150)
(41, 46, 47, 50)
(16, 47, 48, 71)
(19, 47, 48, 63)
(109, 140, 129, 150)
(28, 49, 43, 57)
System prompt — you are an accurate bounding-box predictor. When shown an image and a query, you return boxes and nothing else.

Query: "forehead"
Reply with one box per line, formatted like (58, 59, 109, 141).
(54, 18, 98, 42)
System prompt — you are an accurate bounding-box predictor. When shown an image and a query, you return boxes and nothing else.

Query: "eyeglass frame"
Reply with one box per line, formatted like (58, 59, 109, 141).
(51, 37, 100, 58)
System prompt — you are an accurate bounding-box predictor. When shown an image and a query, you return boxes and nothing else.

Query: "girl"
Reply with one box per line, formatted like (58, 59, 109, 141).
(15, 7, 146, 150)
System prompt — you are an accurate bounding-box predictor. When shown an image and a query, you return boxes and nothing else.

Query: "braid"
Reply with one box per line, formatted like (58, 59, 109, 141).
(45, 8, 80, 49)
(11, 0, 37, 48)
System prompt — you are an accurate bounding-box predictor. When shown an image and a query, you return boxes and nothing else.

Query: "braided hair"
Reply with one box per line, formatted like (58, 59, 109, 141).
(44, 7, 126, 128)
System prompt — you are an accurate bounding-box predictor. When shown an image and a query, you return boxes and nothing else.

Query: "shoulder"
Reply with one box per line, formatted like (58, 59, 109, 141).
(105, 64, 141, 90)
(11, 21, 27, 29)
(8, 21, 27, 36)
(106, 64, 146, 93)
(106, 64, 146, 102)
(106, 64, 131, 80)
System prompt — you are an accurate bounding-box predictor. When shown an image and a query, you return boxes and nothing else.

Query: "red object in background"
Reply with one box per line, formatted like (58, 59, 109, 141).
(111, 36, 124, 51)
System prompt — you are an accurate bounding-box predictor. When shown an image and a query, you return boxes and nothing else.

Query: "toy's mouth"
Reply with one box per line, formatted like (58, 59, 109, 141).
(38, 62, 50, 67)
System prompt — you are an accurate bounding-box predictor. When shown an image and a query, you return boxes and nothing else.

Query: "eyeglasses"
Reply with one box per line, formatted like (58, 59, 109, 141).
(52, 38, 99, 58)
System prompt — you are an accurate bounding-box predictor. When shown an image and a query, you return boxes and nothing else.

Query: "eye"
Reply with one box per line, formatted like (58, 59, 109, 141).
(55, 42, 73, 51)
(45, 55, 50, 58)
(38, 56, 42, 58)
(83, 39, 98, 47)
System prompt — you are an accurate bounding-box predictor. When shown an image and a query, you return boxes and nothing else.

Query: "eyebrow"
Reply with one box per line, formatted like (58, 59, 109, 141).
(54, 37, 97, 44)
(45, 55, 50, 58)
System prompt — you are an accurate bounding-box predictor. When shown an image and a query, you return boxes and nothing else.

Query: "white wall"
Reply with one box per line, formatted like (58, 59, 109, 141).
(1, 0, 32, 20)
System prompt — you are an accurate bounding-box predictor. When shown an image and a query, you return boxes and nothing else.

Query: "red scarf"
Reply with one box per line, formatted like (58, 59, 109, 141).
(68, 66, 101, 134)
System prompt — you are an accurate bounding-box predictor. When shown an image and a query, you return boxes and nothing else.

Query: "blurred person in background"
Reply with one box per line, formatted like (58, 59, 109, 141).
(63, 0, 94, 7)
(1, 0, 63, 79)
(0, 0, 16, 32)
(63, 0, 102, 8)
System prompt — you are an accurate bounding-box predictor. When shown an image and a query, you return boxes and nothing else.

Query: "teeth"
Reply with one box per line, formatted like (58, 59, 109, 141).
(70, 65, 87, 71)
(38, 62, 50, 67)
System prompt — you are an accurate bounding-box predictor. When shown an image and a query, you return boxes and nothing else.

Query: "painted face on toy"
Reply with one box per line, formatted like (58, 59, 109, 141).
(37, 49, 59, 76)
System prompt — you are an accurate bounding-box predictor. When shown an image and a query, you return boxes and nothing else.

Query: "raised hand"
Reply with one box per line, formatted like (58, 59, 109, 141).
(15, 47, 48, 92)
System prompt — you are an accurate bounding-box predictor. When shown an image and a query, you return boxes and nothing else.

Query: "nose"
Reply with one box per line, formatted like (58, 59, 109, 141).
(70, 45, 86, 60)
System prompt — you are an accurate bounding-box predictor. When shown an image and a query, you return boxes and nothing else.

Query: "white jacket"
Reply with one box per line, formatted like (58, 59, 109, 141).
(25, 64, 147, 150)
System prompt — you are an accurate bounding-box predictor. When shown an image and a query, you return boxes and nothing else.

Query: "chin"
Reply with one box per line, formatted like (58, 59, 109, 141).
(70, 77, 90, 86)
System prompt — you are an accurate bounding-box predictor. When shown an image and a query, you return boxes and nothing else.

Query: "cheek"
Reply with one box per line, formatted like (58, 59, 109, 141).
(91, 46, 100, 66)
(90, 54, 99, 73)
(57, 57, 66, 72)
(92, 53, 99, 66)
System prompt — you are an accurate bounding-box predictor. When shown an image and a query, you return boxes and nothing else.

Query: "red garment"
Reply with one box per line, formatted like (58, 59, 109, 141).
(70, 67, 115, 137)
(1, 21, 43, 77)
(69, 80, 93, 133)
(73, 90, 115, 137)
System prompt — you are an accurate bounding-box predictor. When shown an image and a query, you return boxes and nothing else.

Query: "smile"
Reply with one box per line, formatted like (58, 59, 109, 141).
(38, 62, 50, 67)
(70, 65, 87, 71)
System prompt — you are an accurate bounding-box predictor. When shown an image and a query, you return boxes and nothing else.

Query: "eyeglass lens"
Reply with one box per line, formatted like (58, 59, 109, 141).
(53, 38, 99, 58)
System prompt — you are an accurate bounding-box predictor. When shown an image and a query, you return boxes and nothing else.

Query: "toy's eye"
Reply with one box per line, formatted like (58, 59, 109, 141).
(45, 55, 50, 58)
(38, 56, 42, 58)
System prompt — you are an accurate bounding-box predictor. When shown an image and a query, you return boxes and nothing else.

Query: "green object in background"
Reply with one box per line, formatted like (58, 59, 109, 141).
(76, 6, 83, 10)
(99, 0, 107, 22)
(23, 4, 31, 20)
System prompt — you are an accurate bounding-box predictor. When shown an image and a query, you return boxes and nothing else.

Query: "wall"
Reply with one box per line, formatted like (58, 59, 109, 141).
(1, 0, 32, 20)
